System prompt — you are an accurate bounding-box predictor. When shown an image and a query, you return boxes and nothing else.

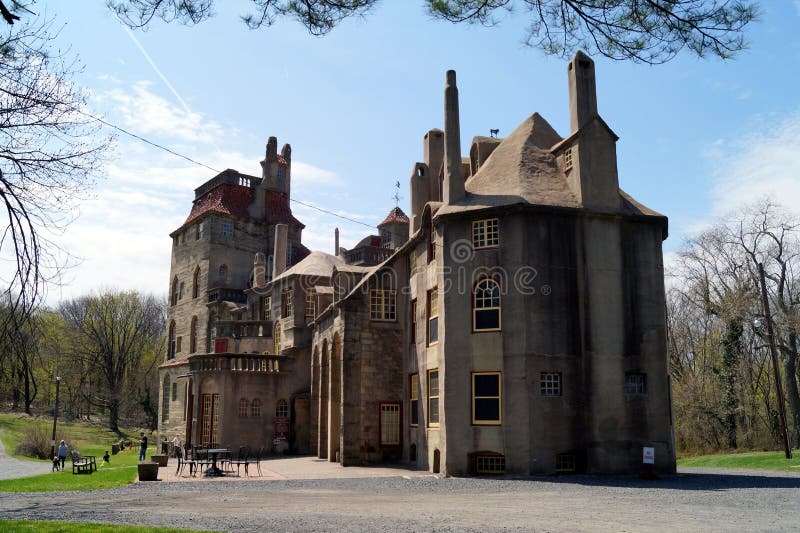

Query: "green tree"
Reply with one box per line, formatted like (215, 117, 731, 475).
(109, 0, 759, 63)
(60, 290, 165, 433)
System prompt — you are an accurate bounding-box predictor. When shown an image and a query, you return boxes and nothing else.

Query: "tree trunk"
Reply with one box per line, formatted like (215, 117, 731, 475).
(785, 333, 800, 448)
(108, 399, 120, 433)
(722, 318, 742, 449)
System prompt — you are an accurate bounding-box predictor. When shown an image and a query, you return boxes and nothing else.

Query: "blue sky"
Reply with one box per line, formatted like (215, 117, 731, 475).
(34, 1, 800, 301)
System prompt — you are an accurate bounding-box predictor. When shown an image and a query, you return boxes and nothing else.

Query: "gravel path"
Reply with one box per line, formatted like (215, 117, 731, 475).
(1, 467, 800, 531)
(0, 434, 52, 480)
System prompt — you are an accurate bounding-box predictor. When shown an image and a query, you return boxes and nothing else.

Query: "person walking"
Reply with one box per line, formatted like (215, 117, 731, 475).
(57, 440, 69, 471)
(138, 432, 148, 462)
(171, 435, 181, 458)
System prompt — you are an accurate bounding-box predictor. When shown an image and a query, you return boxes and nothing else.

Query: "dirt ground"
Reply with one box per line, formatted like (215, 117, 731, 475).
(1, 457, 799, 532)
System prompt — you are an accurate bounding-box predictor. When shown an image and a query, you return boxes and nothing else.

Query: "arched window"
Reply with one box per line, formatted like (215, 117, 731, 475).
(251, 398, 263, 417)
(189, 316, 198, 353)
(276, 399, 288, 418)
(168, 321, 176, 359)
(273, 322, 282, 355)
(473, 279, 501, 331)
(171, 276, 179, 306)
(238, 398, 248, 418)
(162, 376, 170, 422)
(218, 264, 228, 282)
(192, 266, 200, 298)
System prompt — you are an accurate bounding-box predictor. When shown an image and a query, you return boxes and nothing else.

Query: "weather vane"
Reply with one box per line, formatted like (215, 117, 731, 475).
(392, 180, 402, 207)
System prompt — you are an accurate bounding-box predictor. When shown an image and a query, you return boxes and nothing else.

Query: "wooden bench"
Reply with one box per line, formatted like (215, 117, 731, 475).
(71, 451, 97, 474)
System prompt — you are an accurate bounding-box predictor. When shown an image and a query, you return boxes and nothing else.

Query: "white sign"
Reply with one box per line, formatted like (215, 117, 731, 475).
(643, 447, 655, 464)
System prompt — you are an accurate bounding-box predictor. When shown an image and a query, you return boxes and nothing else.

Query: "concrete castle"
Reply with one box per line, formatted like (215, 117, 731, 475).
(159, 52, 675, 475)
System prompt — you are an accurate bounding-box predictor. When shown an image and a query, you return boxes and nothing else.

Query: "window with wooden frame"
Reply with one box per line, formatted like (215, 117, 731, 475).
(427, 288, 439, 345)
(472, 372, 502, 425)
(540, 372, 562, 397)
(379, 403, 401, 445)
(276, 398, 289, 418)
(625, 372, 647, 395)
(410, 299, 417, 343)
(370, 289, 397, 321)
(238, 398, 248, 418)
(473, 278, 501, 331)
(428, 369, 440, 427)
(220, 220, 233, 238)
(563, 146, 574, 171)
(409, 374, 419, 427)
(426, 219, 436, 263)
(282, 287, 293, 318)
(472, 218, 499, 249)
(195, 221, 204, 240)
(251, 398, 263, 417)
(476, 454, 505, 474)
(305, 289, 316, 319)
(263, 295, 271, 321)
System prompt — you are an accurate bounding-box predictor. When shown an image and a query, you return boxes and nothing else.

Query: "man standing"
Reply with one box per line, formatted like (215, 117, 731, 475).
(57, 440, 69, 471)
(138, 432, 148, 461)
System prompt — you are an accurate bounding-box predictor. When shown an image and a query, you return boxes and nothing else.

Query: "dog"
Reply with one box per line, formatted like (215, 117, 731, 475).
(52, 456, 61, 472)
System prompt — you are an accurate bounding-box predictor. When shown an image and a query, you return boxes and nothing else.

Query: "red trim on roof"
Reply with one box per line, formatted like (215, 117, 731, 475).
(379, 206, 410, 226)
(265, 190, 304, 228)
(185, 184, 254, 224)
(159, 357, 189, 369)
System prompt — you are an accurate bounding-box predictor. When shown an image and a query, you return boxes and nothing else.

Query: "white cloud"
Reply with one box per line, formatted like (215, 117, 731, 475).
(96, 81, 226, 144)
(292, 161, 342, 186)
(709, 111, 800, 216)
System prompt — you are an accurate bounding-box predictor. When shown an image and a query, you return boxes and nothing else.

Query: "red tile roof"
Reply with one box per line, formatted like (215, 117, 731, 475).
(159, 357, 189, 369)
(378, 206, 410, 226)
(265, 191, 305, 228)
(185, 184, 254, 224)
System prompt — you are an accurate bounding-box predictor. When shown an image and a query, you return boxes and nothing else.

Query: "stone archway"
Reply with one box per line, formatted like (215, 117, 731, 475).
(328, 333, 342, 463)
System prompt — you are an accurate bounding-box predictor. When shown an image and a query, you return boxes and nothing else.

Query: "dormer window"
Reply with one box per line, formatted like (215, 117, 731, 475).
(563, 147, 574, 171)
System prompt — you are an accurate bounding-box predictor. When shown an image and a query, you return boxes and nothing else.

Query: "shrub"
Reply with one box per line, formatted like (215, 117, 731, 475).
(15, 423, 54, 459)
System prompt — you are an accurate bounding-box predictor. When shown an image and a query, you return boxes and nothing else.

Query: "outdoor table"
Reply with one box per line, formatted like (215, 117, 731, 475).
(203, 448, 230, 477)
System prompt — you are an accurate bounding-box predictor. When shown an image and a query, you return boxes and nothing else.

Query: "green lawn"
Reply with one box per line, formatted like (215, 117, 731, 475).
(0, 519, 204, 532)
(0, 413, 146, 492)
(678, 450, 800, 472)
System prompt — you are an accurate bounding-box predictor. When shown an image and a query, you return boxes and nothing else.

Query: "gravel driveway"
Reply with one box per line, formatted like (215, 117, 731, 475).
(0, 436, 52, 480)
(1, 466, 800, 531)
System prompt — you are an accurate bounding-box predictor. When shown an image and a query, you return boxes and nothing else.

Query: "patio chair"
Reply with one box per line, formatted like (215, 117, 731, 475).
(193, 446, 211, 474)
(229, 445, 249, 476)
(246, 446, 264, 477)
(175, 447, 196, 477)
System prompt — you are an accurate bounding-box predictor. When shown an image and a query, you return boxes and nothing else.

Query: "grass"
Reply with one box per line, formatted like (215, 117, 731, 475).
(0, 519, 204, 532)
(678, 450, 800, 472)
(0, 412, 146, 492)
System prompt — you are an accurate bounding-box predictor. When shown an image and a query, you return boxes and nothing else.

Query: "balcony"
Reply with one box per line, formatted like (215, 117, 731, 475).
(207, 287, 247, 304)
(216, 320, 272, 338)
(189, 353, 287, 374)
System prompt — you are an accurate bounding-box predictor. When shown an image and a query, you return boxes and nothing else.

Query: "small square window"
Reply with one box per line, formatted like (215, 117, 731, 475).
(370, 289, 396, 321)
(472, 219, 499, 249)
(540, 372, 561, 397)
(625, 372, 647, 395)
(476, 454, 505, 474)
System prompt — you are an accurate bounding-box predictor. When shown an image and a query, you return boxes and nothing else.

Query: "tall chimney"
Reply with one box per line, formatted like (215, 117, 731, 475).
(334, 227, 340, 256)
(443, 70, 464, 205)
(253, 252, 266, 288)
(272, 224, 288, 279)
(568, 51, 597, 132)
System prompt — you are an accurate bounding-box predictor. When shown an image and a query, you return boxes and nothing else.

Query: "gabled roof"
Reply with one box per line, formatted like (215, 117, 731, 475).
(378, 206, 410, 226)
(185, 183, 254, 225)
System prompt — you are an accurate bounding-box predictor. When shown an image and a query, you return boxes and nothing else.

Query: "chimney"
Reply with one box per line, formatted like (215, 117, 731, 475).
(265, 136, 278, 163)
(253, 252, 266, 288)
(272, 224, 288, 279)
(443, 70, 464, 205)
(334, 227, 340, 256)
(568, 51, 597, 132)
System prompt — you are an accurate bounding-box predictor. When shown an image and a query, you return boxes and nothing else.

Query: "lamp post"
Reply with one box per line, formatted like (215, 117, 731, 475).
(757, 262, 792, 459)
(50, 375, 61, 459)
